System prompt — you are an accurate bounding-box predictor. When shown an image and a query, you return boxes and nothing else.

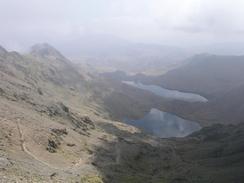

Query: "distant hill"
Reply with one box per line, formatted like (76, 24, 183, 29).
(101, 54, 244, 125)
(154, 54, 244, 98)
(146, 54, 244, 124)
(56, 34, 190, 74)
(30, 43, 67, 60)
(193, 84, 244, 124)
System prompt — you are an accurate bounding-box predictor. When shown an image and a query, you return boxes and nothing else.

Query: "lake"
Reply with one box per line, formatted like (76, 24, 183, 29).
(123, 81, 208, 103)
(124, 108, 201, 138)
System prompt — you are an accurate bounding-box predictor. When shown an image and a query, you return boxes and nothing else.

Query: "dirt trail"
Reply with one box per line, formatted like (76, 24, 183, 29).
(15, 118, 86, 171)
(16, 119, 25, 151)
(16, 119, 61, 170)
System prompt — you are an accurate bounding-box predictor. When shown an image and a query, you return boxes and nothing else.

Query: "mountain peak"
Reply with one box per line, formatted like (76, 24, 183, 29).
(30, 43, 65, 60)
(0, 45, 8, 56)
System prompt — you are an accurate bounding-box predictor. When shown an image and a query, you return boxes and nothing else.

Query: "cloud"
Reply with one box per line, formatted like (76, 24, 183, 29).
(0, 0, 244, 50)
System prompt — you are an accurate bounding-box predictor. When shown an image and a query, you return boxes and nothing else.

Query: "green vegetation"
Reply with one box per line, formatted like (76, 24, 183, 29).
(80, 175, 104, 183)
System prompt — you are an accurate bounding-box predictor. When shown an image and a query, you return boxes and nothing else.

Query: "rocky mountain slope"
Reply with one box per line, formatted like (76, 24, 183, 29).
(0, 44, 243, 182)
(0, 44, 110, 182)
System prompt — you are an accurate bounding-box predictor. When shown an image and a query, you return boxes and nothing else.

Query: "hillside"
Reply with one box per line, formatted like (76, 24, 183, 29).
(153, 54, 244, 124)
(101, 54, 244, 125)
(0, 44, 108, 182)
(192, 84, 244, 124)
(0, 45, 244, 182)
(156, 54, 244, 98)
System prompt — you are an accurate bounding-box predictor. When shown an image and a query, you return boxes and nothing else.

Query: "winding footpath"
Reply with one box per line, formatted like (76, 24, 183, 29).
(15, 118, 85, 171)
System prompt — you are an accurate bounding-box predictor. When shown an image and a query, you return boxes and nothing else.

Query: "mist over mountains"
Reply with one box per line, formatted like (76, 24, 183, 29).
(4, 33, 243, 77)
(1, 0, 244, 182)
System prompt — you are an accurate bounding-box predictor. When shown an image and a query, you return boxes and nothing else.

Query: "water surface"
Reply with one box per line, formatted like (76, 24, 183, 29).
(123, 81, 208, 103)
(124, 108, 201, 138)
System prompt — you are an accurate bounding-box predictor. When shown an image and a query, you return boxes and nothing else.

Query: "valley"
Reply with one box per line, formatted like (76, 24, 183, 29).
(0, 44, 244, 183)
(122, 81, 208, 103)
(1, 1, 244, 182)
(124, 108, 201, 138)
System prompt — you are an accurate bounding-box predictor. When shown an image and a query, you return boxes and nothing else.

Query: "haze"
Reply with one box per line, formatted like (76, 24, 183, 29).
(1, 0, 244, 54)
(1, 1, 244, 182)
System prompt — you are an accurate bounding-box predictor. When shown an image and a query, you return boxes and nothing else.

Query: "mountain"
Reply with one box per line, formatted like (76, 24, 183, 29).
(0, 45, 8, 56)
(101, 54, 244, 125)
(56, 34, 191, 75)
(149, 54, 244, 124)
(30, 43, 66, 60)
(1, 44, 244, 182)
(29, 43, 87, 88)
(193, 84, 244, 124)
(154, 54, 244, 98)
(193, 42, 244, 55)
(0, 44, 110, 182)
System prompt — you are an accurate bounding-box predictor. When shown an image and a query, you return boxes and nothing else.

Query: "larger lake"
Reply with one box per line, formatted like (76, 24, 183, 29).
(124, 108, 201, 138)
(123, 81, 208, 103)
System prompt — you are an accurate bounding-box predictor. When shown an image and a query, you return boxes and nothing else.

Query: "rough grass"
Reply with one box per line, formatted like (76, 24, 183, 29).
(80, 175, 104, 183)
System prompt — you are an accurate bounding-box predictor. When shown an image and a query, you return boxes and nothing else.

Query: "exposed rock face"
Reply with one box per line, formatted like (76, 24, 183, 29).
(46, 139, 60, 153)
(51, 128, 68, 136)
(0, 88, 5, 95)
(47, 128, 68, 153)
(71, 116, 95, 135)
(66, 143, 75, 147)
(41, 102, 95, 134)
(0, 157, 12, 169)
(46, 102, 70, 117)
(37, 88, 43, 95)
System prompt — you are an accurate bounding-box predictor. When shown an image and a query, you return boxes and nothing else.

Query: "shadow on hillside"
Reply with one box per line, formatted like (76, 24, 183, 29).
(91, 121, 190, 183)
(91, 122, 244, 183)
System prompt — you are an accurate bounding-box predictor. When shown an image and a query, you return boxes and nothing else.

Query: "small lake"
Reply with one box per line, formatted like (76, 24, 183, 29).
(123, 81, 208, 103)
(124, 108, 201, 138)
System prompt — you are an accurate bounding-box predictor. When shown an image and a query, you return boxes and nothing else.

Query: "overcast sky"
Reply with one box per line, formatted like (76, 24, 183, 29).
(1, 0, 244, 51)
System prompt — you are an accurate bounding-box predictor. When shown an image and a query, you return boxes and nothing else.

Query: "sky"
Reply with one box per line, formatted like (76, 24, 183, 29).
(1, 0, 244, 51)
